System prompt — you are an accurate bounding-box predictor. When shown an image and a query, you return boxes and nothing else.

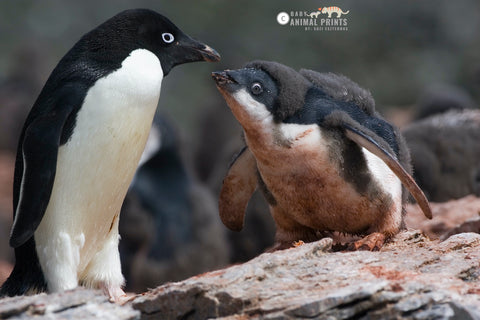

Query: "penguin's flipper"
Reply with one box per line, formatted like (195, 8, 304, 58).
(219, 147, 258, 231)
(9, 90, 81, 248)
(343, 124, 433, 219)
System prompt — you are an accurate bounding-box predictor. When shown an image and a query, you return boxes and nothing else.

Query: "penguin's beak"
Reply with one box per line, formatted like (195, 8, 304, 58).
(211, 71, 236, 85)
(160, 35, 220, 76)
(194, 44, 221, 62)
(176, 36, 220, 63)
(211, 70, 242, 93)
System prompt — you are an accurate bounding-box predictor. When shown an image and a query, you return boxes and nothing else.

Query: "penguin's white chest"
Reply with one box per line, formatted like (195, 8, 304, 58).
(34, 49, 163, 281)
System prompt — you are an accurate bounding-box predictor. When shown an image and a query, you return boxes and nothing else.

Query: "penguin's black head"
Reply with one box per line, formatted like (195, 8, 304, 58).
(212, 61, 311, 122)
(82, 9, 220, 76)
(212, 67, 279, 124)
(213, 67, 278, 110)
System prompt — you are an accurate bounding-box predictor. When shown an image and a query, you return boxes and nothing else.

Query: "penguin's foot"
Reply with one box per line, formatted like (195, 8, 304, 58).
(350, 232, 386, 251)
(293, 240, 305, 247)
(101, 284, 130, 304)
(115, 292, 136, 305)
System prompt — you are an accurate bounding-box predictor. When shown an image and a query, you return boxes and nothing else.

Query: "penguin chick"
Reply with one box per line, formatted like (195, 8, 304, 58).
(0, 9, 220, 302)
(212, 61, 431, 251)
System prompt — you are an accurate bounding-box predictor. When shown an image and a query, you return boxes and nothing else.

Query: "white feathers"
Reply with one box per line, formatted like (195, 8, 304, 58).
(39, 232, 82, 292)
(34, 48, 163, 292)
(362, 148, 402, 212)
(232, 89, 273, 123)
(274, 123, 322, 147)
(79, 228, 124, 290)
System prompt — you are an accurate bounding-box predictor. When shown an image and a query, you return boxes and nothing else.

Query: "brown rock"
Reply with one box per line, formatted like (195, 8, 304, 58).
(406, 195, 480, 239)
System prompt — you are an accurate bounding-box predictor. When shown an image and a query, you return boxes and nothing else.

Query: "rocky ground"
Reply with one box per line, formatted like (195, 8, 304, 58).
(406, 195, 480, 240)
(130, 231, 480, 320)
(1, 196, 479, 319)
(0, 230, 479, 319)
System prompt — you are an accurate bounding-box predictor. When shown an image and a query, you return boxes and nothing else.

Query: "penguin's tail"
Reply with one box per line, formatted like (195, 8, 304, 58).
(0, 238, 47, 297)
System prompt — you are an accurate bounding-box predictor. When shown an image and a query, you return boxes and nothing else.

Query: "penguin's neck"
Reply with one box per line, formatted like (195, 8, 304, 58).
(106, 48, 164, 106)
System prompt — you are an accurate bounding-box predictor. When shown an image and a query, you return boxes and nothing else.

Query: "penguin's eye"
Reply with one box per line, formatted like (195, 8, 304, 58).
(162, 33, 175, 44)
(251, 83, 263, 95)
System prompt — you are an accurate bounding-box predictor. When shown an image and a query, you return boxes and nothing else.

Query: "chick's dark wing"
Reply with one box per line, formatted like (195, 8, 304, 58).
(219, 147, 258, 231)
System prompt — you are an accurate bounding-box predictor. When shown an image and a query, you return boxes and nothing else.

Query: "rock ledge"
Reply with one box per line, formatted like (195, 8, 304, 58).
(1, 230, 480, 320)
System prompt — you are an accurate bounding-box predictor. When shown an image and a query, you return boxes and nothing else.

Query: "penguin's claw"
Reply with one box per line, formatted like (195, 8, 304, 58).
(350, 232, 386, 251)
(113, 293, 136, 305)
(102, 284, 131, 304)
(293, 240, 305, 247)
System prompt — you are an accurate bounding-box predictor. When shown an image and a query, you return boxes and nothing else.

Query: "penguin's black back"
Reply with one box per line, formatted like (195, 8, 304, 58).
(11, 26, 122, 224)
(285, 87, 400, 156)
(7, 60, 93, 296)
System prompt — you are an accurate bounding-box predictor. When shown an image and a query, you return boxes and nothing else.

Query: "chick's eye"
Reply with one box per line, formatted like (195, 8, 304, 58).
(251, 83, 263, 95)
(162, 33, 175, 44)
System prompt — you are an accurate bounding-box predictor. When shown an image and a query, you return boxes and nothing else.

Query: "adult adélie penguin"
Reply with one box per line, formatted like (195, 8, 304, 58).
(212, 61, 431, 252)
(0, 8, 220, 302)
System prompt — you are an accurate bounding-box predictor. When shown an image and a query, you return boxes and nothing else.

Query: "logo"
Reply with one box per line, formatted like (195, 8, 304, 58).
(277, 12, 290, 25)
(277, 6, 349, 32)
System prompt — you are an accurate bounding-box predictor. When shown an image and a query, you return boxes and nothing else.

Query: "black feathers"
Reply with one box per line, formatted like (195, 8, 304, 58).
(262, 65, 400, 158)
(10, 86, 83, 248)
(245, 60, 311, 121)
(299, 69, 376, 115)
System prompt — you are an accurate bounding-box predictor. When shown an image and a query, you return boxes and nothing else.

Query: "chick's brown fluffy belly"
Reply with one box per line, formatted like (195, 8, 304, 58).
(246, 126, 394, 235)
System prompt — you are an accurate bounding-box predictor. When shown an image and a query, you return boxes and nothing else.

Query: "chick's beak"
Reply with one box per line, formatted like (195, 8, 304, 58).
(211, 70, 237, 85)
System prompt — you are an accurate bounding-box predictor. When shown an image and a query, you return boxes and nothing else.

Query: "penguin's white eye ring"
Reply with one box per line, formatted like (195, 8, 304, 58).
(162, 33, 175, 44)
(251, 82, 263, 95)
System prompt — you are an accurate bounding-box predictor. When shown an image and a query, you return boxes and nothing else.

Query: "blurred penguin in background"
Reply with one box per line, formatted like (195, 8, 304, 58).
(119, 113, 229, 292)
(404, 84, 480, 202)
(413, 84, 476, 120)
(403, 109, 480, 202)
